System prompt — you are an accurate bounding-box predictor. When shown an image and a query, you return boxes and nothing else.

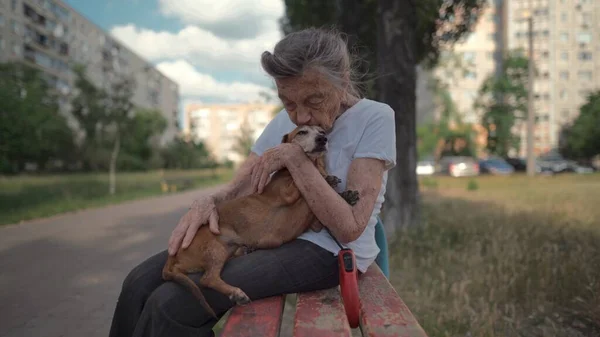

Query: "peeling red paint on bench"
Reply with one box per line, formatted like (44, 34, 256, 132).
(221, 264, 428, 336)
(219, 295, 285, 337)
(359, 265, 428, 337)
(293, 286, 353, 337)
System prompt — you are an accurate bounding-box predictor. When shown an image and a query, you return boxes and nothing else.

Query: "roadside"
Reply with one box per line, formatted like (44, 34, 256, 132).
(0, 184, 224, 337)
(0, 168, 233, 226)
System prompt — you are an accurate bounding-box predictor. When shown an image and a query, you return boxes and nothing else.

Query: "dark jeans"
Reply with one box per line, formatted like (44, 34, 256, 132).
(108, 239, 340, 337)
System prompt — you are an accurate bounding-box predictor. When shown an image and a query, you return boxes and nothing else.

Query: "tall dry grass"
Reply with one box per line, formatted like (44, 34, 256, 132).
(390, 174, 600, 337)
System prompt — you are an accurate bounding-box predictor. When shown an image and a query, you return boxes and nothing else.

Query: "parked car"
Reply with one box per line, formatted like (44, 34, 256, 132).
(479, 157, 515, 175)
(437, 156, 480, 177)
(504, 157, 527, 172)
(416, 158, 436, 176)
(504, 156, 554, 174)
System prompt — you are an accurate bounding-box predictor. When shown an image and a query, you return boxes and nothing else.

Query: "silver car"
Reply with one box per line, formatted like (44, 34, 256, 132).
(437, 156, 480, 177)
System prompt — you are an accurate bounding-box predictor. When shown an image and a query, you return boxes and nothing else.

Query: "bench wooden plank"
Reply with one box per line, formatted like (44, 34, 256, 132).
(220, 295, 285, 337)
(293, 287, 353, 337)
(358, 265, 428, 337)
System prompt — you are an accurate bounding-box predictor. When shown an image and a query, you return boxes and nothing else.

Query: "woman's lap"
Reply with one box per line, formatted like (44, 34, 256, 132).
(109, 239, 340, 337)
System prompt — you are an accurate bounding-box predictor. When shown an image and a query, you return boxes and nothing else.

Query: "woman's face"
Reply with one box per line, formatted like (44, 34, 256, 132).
(275, 69, 344, 131)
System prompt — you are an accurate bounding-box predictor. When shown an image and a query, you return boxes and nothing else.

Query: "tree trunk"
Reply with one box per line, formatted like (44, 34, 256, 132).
(109, 131, 120, 195)
(377, 0, 420, 239)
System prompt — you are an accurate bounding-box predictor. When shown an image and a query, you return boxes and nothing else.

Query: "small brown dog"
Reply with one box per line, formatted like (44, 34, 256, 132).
(162, 125, 359, 318)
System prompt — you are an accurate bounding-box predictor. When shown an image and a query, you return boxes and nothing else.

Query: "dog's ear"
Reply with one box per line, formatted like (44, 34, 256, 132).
(281, 133, 289, 143)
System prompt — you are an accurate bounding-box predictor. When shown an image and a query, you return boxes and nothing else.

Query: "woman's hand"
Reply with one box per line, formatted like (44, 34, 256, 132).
(251, 143, 303, 194)
(168, 195, 220, 256)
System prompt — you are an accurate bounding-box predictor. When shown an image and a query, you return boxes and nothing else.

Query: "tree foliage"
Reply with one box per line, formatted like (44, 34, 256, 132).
(0, 62, 75, 173)
(161, 137, 216, 170)
(232, 119, 255, 159)
(559, 91, 600, 159)
(475, 52, 529, 157)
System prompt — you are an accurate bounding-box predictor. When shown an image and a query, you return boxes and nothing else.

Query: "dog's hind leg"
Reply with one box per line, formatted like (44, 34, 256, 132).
(200, 262, 251, 306)
(198, 244, 251, 306)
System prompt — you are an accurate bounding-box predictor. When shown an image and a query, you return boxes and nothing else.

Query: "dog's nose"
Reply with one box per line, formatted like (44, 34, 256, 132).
(316, 135, 327, 143)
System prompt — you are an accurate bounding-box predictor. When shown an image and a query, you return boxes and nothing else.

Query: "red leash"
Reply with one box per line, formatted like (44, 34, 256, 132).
(327, 228, 361, 328)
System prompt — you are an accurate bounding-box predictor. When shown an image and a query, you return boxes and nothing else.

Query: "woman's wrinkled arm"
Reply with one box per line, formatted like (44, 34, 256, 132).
(168, 153, 259, 254)
(284, 145, 385, 243)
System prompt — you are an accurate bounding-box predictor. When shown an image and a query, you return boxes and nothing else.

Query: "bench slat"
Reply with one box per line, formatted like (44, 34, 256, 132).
(359, 265, 428, 337)
(293, 287, 353, 337)
(220, 295, 285, 337)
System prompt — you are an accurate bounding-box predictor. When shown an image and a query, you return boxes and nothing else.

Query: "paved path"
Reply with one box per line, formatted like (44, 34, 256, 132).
(0, 186, 223, 337)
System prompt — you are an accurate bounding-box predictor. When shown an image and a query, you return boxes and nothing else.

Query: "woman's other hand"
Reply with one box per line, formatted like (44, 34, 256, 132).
(251, 143, 302, 194)
(168, 195, 220, 256)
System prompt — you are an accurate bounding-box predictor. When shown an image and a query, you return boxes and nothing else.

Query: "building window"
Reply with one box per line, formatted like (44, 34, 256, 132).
(561, 110, 569, 118)
(559, 90, 568, 100)
(559, 71, 569, 80)
(11, 20, 19, 35)
(0, 13, 4, 26)
(0, 36, 4, 50)
(561, 12, 567, 22)
(13, 42, 21, 55)
(577, 32, 592, 44)
(561, 52, 568, 60)
(578, 71, 592, 80)
(560, 32, 568, 42)
(11, 0, 17, 11)
(578, 52, 592, 61)
(464, 71, 477, 80)
(463, 52, 475, 62)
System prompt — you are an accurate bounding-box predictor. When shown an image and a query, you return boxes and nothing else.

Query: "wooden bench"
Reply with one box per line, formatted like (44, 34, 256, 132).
(219, 219, 428, 337)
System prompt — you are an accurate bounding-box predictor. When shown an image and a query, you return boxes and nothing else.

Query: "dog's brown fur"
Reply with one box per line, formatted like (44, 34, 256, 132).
(162, 125, 359, 318)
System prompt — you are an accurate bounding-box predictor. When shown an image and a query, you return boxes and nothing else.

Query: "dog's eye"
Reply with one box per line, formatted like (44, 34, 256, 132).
(298, 130, 308, 135)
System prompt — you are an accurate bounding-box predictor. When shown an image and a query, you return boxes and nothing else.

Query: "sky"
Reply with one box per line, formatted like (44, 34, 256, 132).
(63, 0, 284, 112)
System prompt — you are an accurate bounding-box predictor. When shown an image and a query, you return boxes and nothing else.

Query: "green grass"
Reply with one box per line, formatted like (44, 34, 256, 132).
(390, 173, 600, 337)
(0, 168, 233, 226)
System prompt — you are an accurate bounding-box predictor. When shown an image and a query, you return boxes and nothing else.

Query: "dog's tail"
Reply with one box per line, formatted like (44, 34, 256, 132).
(162, 259, 217, 318)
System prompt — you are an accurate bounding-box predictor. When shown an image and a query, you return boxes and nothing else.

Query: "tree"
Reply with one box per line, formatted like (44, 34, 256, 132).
(474, 52, 529, 157)
(70, 65, 136, 194)
(559, 91, 600, 160)
(103, 75, 136, 195)
(0, 62, 75, 173)
(161, 137, 216, 169)
(70, 65, 109, 171)
(120, 108, 168, 170)
(281, 0, 488, 236)
(232, 119, 255, 159)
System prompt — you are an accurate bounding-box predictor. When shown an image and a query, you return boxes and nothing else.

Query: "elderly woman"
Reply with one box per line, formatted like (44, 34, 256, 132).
(108, 27, 396, 337)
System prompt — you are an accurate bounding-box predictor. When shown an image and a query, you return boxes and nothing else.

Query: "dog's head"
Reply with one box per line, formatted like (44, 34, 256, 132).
(281, 125, 327, 156)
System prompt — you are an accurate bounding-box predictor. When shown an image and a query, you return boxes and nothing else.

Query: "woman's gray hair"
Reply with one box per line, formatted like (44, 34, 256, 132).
(261, 27, 363, 98)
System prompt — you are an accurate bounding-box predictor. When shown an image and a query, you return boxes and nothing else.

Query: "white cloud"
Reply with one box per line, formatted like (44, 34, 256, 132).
(110, 24, 281, 75)
(156, 59, 274, 102)
(158, 0, 284, 39)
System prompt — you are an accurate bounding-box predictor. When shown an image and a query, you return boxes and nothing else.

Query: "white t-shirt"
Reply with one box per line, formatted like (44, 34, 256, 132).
(250, 98, 397, 272)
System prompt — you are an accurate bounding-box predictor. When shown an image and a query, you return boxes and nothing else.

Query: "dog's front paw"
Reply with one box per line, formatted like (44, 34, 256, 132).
(339, 190, 360, 206)
(230, 288, 251, 305)
(325, 175, 342, 188)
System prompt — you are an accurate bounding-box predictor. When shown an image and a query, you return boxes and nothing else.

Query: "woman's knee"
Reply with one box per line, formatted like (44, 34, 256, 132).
(145, 282, 216, 328)
(119, 250, 168, 299)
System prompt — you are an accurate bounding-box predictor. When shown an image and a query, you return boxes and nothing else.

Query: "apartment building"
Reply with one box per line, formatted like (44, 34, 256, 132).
(0, 0, 180, 145)
(437, 2, 506, 125)
(506, 0, 600, 156)
(184, 103, 279, 165)
(430, 0, 506, 155)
